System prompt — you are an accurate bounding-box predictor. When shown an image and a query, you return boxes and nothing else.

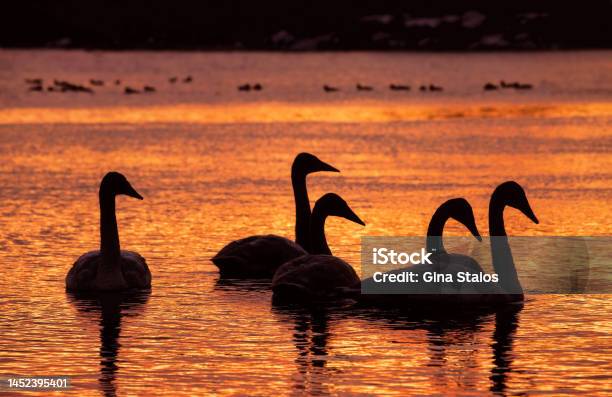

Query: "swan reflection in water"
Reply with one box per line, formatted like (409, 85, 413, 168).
(272, 304, 337, 395)
(327, 303, 522, 394)
(369, 304, 522, 394)
(67, 290, 150, 397)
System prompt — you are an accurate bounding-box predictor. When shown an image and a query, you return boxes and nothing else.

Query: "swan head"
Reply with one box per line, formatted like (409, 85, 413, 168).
(443, 198, 482, 241)
(292, 152, 339, 176)
(100, 172, 143, 200)
(494, 181, 539, 224)
(314, 193, 366, 226)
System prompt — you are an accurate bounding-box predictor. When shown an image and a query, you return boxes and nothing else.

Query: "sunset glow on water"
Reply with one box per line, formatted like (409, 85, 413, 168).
(0, 50, 610, 396)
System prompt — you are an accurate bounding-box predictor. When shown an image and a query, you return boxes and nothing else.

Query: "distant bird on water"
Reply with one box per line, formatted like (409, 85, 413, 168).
(143, 85, 156, 93)
(253, 83, 263, 91)
(389, 84, 410, 91)
(500, 80, 533, 90)
(90, 79, 104, 86)
(484, 82, 498, 91)
(429, 84, 443, 92)
(515, 83, 533, 90)
(66, 172, 150, 291)
(238, 84, 251, 91)
(357, 83, 373, 91)
(323, 85, 339, 92)
(183, 76, 193, 83)
(169, 77, 178, 84)
(124, 87, 139, 95)
(53, 80, 93, 93)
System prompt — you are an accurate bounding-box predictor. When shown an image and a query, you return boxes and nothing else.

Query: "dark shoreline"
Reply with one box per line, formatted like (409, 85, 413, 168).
(3, 47, 612, 53)
(4, 1, 611, 52)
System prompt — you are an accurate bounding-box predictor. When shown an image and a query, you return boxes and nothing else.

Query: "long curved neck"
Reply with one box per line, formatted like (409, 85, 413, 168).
(489, 193, 522, 295)
(99, 188, 120, 264)
(309, 206, 331, 255)
(426, 206, 448, 254)
(292, 168, 311, 251)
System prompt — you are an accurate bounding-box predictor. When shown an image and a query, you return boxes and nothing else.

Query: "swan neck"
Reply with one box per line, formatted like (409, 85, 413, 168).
(426, 206, 447, 253)
(488, 195, 522, 295)
(291, 170, 311, 251)
(99, 190, 120, 264)
(309, 207, 331, 255)
(489, 196, 507, 237)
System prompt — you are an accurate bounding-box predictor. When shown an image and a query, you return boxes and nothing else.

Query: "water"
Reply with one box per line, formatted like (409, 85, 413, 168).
(0, 50, 611, 396)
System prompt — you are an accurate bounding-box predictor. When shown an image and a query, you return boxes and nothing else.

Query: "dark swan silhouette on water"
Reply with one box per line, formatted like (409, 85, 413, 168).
(424, 198, 483, 271)
(426, 182, 538, 304)
(272, 193, 365, 302)
(356, 198, 482, 306)
(478, 181, 539, 304)
(212, 153, 339, 279)
(66, 172, 151, 291)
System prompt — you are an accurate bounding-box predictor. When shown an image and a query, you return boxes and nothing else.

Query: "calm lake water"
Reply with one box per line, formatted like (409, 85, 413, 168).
(0, 50, 611, 396)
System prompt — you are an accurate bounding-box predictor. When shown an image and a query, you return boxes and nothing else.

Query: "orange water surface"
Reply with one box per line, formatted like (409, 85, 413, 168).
(0, 50, 610, 396)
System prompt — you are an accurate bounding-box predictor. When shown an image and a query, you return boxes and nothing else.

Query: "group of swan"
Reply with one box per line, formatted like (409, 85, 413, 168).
(65, 153, 539, 308)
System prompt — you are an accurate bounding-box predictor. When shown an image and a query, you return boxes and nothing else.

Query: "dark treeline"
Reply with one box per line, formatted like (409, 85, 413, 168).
(3, 0, 611, 50)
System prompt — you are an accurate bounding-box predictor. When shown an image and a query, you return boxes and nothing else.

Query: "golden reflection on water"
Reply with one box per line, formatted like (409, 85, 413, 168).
(0, 98, 610, 396)
(0, 101, 611, 124)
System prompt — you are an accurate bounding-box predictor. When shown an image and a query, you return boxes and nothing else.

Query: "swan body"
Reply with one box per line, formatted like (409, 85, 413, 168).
(213, 235, 306, 278)
(272, 193, 365, 302)
(66, 250, 150, 291)
(66, 172, 150, 292)
(212, 153, 339, 278)
(272, 254, 359, 301)
(357, 198, 482, 306)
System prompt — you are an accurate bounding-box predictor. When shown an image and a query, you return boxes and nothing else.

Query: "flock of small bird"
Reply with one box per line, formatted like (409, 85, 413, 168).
(325, 83, 444, 92)
(24, 77, 533, 95)
(483, 80, 533, 91)
(24, 76, 195, 95)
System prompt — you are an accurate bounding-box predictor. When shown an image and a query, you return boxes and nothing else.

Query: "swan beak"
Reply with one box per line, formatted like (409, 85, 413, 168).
(317, 160, 340, 173)
(466, 219, 482, 242)
(522, 204, 539, 224)
(345, 208, 366, 226)
(126, 186, 144, 200)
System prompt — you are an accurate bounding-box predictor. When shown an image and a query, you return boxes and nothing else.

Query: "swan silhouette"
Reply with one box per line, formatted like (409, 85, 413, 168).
(357, 198, 482, 304)
(425, 198, 483, 270)
(412, 183, 538, 303)
(212, 153, 339, 278)
(272, 193, 365, 302)
(484, 181, 539, 303)
(66, 172, 151, 291)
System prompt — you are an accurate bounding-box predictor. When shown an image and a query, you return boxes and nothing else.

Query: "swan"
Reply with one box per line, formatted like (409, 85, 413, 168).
(481, 181, 539, 303)
(357, 198, 482, 304)
(66, 172, 150, 291)
(212, 153, 339, 278)
(425, 198, 483, 271)
(272, 193, 365, 302)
